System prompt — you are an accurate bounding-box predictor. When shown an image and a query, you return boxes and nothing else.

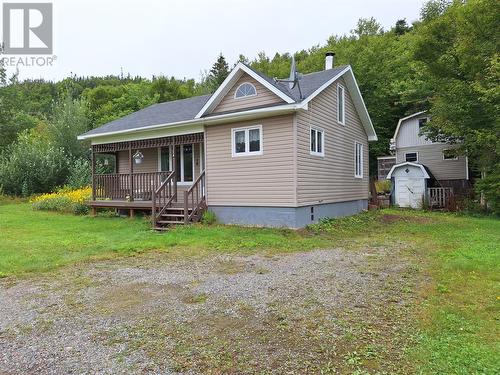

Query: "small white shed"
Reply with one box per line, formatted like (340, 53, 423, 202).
(386, 162, 430, 209)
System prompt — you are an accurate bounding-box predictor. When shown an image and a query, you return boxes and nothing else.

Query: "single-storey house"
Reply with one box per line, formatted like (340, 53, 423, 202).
(78, 53, 377, 229)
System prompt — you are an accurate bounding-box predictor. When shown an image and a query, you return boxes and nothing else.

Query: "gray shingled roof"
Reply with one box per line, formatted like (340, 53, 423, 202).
(249, 64, 347, 101)
(81, 94, 211, 137)
(80, 65, 348, 138)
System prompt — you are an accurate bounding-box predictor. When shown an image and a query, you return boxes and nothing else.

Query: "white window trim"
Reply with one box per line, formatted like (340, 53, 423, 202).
(157, 145, 195, 185)
(234, 82, 257, 100)
(442, 149, 458, 160)
(404, 151, 419, 162)
(309, 127, 325, 157)
(354, 142, 363, 179)
(418, 117, 430, 129)
(231, 125, 263, 157)
(199, 142, 205, 173)
(337, 83, 346, 125)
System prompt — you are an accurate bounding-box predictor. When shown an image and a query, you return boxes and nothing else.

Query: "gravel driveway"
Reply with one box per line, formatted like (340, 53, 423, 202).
(0, 245, 420, 374)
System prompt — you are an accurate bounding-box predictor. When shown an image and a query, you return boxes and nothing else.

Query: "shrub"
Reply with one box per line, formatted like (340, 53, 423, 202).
(475, 171, 500, 215)
(0, 131, 69, 196)
(67, 158, 91, 189)
(31, 186, 91, 214)
(374, 180, 392, 194)
(32, 195, 72, 212)
(72, 202, 90, 215)
(201, 210, 217, 225)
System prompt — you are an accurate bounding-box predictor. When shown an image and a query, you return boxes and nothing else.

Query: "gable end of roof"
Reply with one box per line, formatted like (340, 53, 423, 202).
(300, 66, 377, 141)
(195, 62, 295, 118)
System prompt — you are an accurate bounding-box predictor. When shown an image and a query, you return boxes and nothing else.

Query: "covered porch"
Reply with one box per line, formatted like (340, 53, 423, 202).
(89, 133, 206, 227)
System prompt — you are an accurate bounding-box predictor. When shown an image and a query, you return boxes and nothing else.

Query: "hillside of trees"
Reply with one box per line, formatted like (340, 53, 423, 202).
(0, 0, 498, 211)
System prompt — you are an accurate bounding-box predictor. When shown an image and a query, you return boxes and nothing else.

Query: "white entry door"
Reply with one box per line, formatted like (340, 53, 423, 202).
(395, 177, 425, 208)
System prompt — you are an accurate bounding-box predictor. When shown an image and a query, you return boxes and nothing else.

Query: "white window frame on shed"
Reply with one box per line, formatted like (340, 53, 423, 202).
(418, 117, 429, 130)
(404, 151, 419, 162)
(309, 127, 325, 157)
(231, 125, 263, 157)
(337, 83, 346, 125)
(234, 82, 257, 100)
(354, 142, 363, 178)
(442, 149, 458, 160)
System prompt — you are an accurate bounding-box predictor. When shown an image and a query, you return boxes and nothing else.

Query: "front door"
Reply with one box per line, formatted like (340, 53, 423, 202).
(175, 144, 194, 184)
(159, 145, 194, 184)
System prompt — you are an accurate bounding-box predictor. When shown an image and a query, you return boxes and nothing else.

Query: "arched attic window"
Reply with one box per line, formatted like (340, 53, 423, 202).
(234, 82, 257, 99)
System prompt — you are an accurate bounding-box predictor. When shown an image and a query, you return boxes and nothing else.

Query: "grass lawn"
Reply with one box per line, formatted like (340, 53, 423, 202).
(0, 202, 498, 373)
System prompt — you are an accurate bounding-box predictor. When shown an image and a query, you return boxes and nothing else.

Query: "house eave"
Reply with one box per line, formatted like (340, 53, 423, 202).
(77, 103, 304, 142)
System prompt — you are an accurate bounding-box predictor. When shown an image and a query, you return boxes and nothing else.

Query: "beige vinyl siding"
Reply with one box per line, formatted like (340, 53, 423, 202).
(116, 144, 203, 181)
(396, 144, 467, 180)
(115, 144, 203, 200)
(212, 74, 284, 114)
(296, 78, 369, 205)
(117, 148, 157, 174)
(205, 115, 295, 206)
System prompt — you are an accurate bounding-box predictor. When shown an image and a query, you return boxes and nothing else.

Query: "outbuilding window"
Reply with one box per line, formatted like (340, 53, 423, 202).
(234, 82, 257, 99)
(232, 125, 262, 156)
(405, 152, 418, 162)
(355, 142, 363, 178)
(443, 149, 458, 160)
(310, 127, 325, 156)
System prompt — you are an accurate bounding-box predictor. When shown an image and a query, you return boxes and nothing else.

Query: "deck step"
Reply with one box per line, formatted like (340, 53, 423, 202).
(157, 220, 186, 225)
(160, 213, 185, 218)
(153, 226, 170, 231)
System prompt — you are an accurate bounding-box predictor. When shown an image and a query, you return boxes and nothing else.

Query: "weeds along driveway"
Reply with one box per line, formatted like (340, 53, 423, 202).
(0, 244, 420, 375)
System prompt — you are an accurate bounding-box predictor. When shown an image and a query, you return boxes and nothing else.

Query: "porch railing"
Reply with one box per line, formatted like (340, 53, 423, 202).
(184, 170, 206, 223)
(151, 171, 177, 225)
(428, 187, 454, 209)
(93, 171, 171, 201)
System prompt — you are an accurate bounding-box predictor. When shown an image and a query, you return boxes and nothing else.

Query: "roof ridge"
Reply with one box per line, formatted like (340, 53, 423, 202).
(300, 65, 349, 77)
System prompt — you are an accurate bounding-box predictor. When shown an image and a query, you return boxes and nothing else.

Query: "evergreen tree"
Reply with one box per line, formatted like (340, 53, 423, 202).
(208, 53, 229, 92)
(394, 19, 411, 35)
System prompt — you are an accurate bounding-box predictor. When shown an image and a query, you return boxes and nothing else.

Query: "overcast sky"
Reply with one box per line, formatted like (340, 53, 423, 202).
(2, 0, 426, 81)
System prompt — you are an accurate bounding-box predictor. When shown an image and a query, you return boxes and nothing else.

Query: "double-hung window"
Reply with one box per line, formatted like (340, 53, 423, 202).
(355, 142, 363, 178)
(310, 127, 324, 156)
(405, 152, 418, 162)
(337, 84, 345, 125)
(232, 125, 262, 157)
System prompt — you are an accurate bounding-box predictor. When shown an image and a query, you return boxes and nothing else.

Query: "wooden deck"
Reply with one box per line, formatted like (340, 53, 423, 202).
(88, 200, 189, 210)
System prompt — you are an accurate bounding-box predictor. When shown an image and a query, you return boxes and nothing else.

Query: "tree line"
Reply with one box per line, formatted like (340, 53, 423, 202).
(0, 0, 498, 211)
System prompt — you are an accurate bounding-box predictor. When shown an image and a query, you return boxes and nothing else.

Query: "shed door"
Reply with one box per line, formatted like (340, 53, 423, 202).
(395, 177, 425, 209)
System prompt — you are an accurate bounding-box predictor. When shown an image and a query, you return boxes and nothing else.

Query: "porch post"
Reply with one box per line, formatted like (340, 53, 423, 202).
(172, 144, 177, 200)
(129, 142, 134, 201)
(91, 147, 96, 201)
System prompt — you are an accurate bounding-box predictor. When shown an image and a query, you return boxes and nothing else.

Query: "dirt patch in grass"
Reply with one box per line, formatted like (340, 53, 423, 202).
(380, 214, 433, 225)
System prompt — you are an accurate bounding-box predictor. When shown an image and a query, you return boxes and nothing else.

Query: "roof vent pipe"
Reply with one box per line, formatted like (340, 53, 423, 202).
(325, 52, 335, 70)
